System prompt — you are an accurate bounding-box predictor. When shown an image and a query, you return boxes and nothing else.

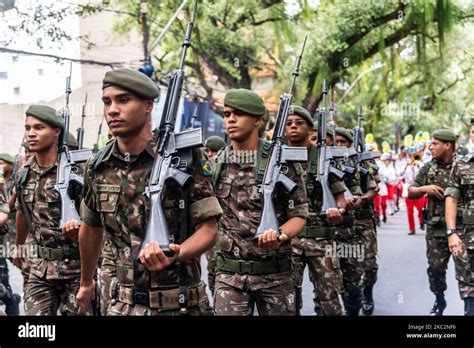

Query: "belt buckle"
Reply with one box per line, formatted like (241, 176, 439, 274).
(240, 260, 253, 274)
(133, 290, 149, 307)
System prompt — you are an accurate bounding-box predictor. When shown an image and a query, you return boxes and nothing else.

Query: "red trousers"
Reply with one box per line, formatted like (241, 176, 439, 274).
(374, 194, 381, 220)
(405, 197, 425, 232)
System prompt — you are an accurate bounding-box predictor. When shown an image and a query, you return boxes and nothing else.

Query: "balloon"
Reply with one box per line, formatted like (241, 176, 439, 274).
(404, 134, 413, 147)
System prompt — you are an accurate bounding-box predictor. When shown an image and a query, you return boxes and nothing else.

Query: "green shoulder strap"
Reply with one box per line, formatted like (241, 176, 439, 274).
(212, 145, 231, 187)
(255, 139, 272, 184)
(87, 140, 115, 181)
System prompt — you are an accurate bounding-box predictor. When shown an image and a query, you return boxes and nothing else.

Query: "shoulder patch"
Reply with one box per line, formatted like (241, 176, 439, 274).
(200, 159, 213, 176)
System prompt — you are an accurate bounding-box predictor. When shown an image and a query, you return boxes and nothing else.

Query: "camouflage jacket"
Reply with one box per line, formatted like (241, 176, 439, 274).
(410, 159, 452, 221)
(15, 156, 83, 279)
(214, 140, 308, 262)
(445, 154, 474, 226)
(355, 160, 380, 219)
(81, 132, 222, 290)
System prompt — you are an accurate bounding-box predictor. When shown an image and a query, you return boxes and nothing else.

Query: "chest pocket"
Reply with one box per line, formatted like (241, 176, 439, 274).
(216, 177, 232, 199)
(460, 172, 474, 186)
(96, 184, 121, 213)
(21, 183, 36, 204)
(44, 182, 60, 204)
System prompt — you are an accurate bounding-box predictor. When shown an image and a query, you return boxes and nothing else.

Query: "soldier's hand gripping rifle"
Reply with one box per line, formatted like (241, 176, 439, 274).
(254, 37, 309, 239)
(77, 93, 87, 150)
(316, 80, 356, 216)
(352, 105, 380, 174)
(54, 63, 92, 228)
(140, 0, 202, 256)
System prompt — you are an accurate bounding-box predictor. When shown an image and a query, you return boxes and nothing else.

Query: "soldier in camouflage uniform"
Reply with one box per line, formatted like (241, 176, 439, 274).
(332, 128, 365, 316)
(0, 169, 21, 315)
(357, 160, 380, 315)
(445, 119, 474, 315)
(336, 130, 382, 315)
(286, 106, 346, 316)
(76, 68, 222, 316)
(13, 105, 84, 315)
(213, 89, 308, 316)
(203, 135, 226, 296)
(408, 129, 457, 315)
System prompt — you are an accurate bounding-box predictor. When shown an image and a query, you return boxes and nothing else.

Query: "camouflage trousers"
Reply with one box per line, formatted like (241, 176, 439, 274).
(214, 271, 296, 316)
(336, 226, 364, 313)
(205, 246, 217, 295)
(425, 227, 451, 294)
(291, 238, 343, 315)
(98, 256, 116, 316)
(355, 218, 379, 286)
(24, 273, 81, 315)
(453, 228, 474, 299)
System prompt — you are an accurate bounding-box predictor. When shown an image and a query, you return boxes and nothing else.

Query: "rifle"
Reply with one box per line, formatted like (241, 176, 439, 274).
(93, 114, 105, 154)
(77, 93, 87, 150)
(329, 89, 355, 175)
(254, 37, 308, 239)
(54, 63, 92, 227)
(140, 0, 202, 256)
(316, 80, 356, 216)
(352, 105, 380, 174)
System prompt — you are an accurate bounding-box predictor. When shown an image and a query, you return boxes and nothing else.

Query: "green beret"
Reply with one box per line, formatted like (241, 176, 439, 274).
(0, 153, 14, 164)
(335, 127, 354, 143)
(432, 129, 456, 142)
(290, 105, 313, 127)
(103, 68, 159, 100)
(204, 136, 226, 152)
(67, 133, 78, 149)
(224, 89, 266, 117)
(25, 105, 64, 129)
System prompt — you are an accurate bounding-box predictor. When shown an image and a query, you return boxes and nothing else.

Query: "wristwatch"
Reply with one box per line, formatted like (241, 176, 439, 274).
(446, 229, 457, 237)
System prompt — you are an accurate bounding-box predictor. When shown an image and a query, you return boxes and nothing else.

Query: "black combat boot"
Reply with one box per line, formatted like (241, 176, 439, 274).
(0, 285, 21, 316)
(342, 293, 360, 316)
(362, 284, 374, 315)
(464, 297, 474, 316)
(430, 293, 446, 316)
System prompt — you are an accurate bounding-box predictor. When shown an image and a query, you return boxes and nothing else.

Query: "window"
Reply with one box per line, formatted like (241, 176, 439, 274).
(38, 69, 44, 76)
(0, 72, 7, 79)
(13, 87, 20, 96)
